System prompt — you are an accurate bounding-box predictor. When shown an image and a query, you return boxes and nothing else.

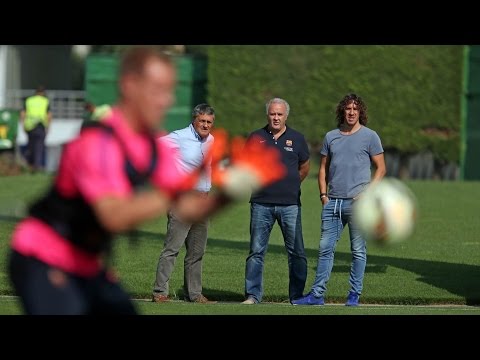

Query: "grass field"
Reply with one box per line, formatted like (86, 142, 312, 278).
(1, 172, 480, 315)
(0, 297, 479, 315)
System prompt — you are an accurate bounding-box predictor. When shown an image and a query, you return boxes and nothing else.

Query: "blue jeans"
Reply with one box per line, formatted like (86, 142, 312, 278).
(245, 203, 307, 302)
(310, 198, 366, 297)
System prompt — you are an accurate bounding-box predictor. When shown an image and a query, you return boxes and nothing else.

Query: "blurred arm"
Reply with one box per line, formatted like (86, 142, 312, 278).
(91, 129, 288, 229)
(171, 191, 231, 223)
(91, 190, 172, 233)
(89, 181, 228, 233)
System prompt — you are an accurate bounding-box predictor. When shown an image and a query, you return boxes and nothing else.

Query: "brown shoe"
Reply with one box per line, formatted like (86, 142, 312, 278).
(192, 294, 217, 304)
(152, 294, 170, 303)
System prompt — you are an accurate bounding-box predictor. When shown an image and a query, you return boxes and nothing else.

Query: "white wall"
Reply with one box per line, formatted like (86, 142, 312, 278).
(16, 119, 83, 172)
(16, 119, 83, 147)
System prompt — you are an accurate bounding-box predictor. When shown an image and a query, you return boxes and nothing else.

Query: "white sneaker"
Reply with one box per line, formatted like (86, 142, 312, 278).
(241, 298, 256, 304)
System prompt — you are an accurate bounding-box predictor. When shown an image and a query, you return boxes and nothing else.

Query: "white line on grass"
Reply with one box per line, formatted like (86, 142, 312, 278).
(133, 298, 480, 310)
(1, 295, 478, 311)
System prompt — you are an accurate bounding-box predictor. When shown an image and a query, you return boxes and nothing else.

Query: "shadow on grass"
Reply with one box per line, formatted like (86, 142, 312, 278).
(203, 237, 480, 305)
(325, 251, 480, 305)
(135, 230, 480, 304)
(0, 214, 23, 223)
(5, 223, 478, 305)
(169, 288, 244, 303)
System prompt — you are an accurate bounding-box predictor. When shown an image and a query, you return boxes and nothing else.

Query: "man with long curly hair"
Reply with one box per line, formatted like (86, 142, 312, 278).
(292, 93, 386, 307)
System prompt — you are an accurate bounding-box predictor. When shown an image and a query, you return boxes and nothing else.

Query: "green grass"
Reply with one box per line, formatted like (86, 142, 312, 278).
(1, 298, 479, 315)
(1, 173, 480, 314)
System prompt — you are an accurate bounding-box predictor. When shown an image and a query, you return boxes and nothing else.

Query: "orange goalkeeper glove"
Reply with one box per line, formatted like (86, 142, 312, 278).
(212, 134, 286, 200)
(174, 128, 229, 194)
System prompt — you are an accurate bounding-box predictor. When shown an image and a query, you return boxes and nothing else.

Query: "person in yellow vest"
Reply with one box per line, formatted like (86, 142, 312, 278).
(20, 85, 52, 171)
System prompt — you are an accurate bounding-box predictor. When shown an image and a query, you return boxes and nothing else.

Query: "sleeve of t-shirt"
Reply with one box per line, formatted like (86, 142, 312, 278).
(298, 134, 310, 163)
(74, 131, 131, 204)
(369, 131, 384, 156)
(320, 134, 329, 157)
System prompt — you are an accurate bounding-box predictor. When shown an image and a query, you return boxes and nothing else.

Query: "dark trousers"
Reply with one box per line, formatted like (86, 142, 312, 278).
(8, 250, 137, 315)
(25, 124, 46, 170)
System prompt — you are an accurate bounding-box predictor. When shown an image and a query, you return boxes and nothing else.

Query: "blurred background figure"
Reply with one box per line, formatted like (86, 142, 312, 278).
(20, 85, 51, 172)
(84, 102, 112, 122)
(8, 47, 285, 315)
(8, 48, 215, 315)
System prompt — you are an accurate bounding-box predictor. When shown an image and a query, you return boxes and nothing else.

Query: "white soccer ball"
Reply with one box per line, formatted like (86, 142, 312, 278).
(353, 178, 417, 245)
(221, 165, 261, 200)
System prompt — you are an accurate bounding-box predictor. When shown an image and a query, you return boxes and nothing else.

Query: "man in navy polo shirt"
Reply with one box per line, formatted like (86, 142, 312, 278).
(242, 98, 310, 304)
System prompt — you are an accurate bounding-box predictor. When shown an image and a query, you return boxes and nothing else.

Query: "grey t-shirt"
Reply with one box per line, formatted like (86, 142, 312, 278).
(320, 126, 383, 198)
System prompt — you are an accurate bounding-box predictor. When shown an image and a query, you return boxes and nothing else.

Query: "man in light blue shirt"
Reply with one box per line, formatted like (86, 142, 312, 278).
(152, 104, 216, 304)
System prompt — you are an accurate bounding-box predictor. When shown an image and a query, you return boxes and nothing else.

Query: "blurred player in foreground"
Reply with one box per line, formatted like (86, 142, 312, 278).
(8, 47, 285, 315)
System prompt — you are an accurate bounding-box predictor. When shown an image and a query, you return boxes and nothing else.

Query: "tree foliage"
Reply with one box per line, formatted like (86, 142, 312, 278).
(207, 45, 463, 162)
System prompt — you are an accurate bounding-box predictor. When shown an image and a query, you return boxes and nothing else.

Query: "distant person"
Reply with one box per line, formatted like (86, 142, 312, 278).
(84, 102, 112, 122)
(20, 85, 52, 171)
(242, 97, 310, 304)
(84, 102, 96, 120)
(292, 93, 386, 307)
(152, 103, 216, 304)
(8, 47, 285, 315)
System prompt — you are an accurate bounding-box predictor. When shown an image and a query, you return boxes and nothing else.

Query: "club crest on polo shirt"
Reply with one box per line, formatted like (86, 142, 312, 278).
(284, 139, 293, 151)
